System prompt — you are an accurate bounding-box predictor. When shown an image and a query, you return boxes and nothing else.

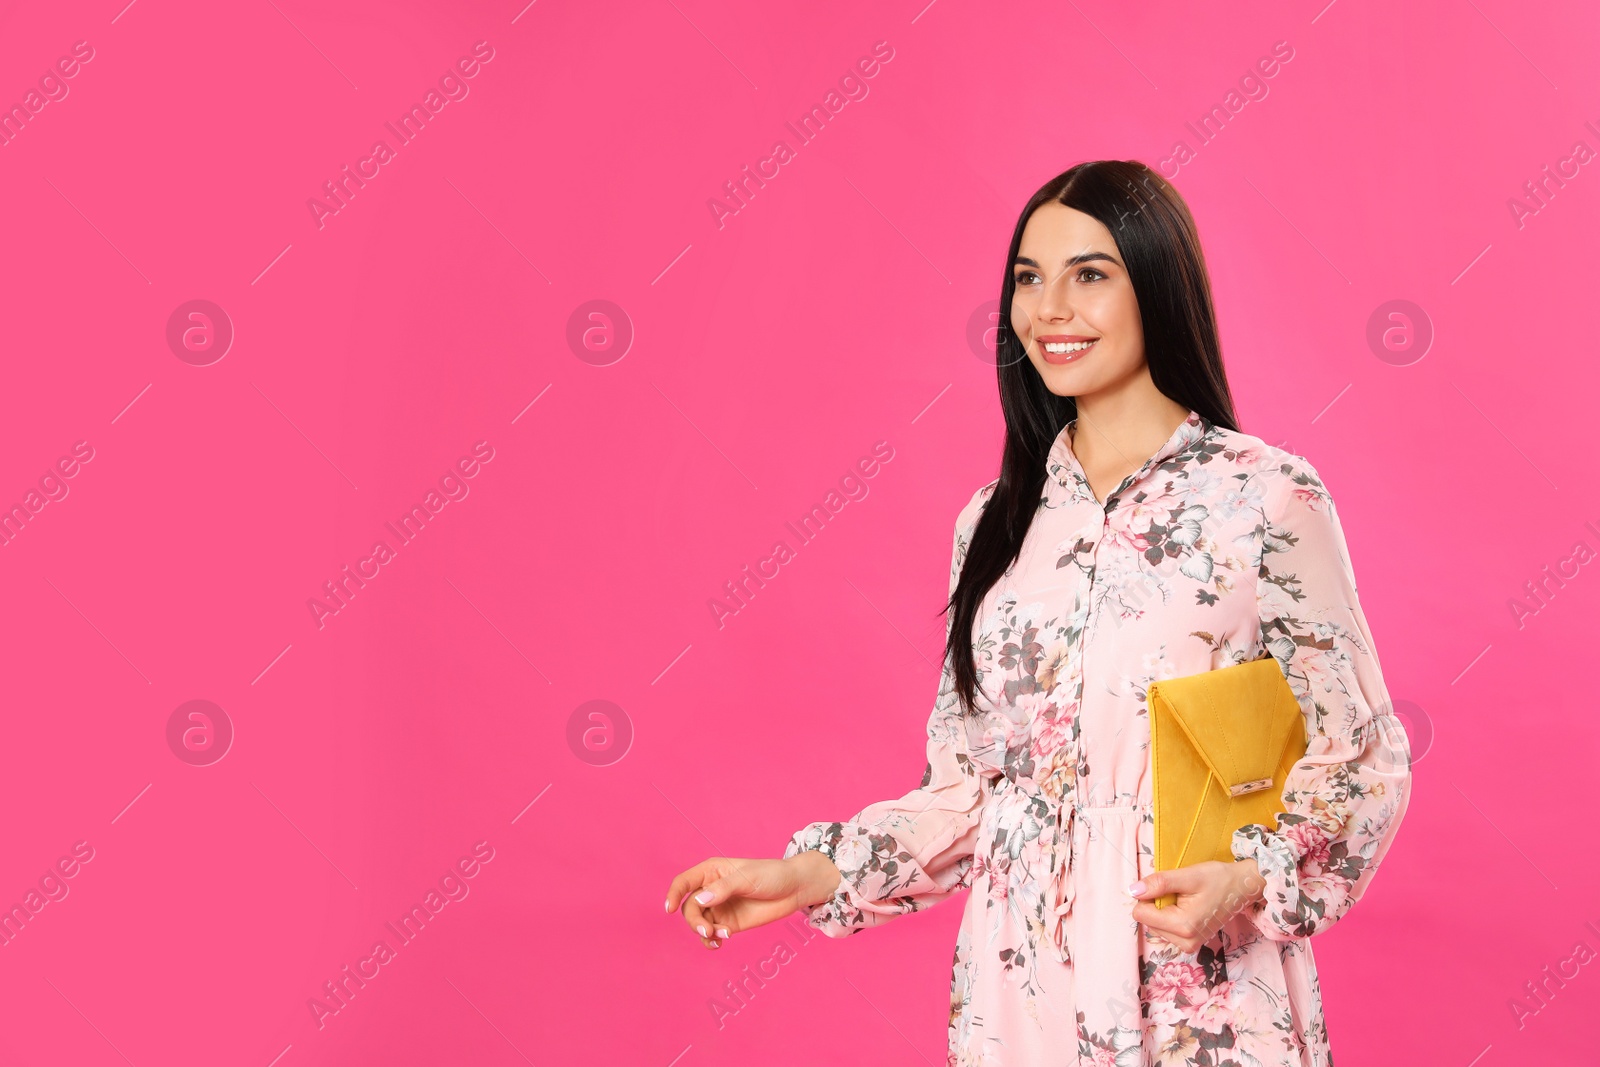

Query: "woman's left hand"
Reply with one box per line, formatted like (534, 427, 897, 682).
(1128, 859, 1265, 954)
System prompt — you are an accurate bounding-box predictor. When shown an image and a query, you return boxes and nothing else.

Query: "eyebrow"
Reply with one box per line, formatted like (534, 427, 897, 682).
(1013, 252, 1121, 269)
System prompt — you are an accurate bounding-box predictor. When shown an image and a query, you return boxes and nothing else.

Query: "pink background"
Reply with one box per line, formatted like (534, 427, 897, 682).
(0, 0, 1594, 1063)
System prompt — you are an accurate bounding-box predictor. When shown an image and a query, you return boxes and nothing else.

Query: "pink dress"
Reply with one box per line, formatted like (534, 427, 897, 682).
(783, 410, 1413, 1066)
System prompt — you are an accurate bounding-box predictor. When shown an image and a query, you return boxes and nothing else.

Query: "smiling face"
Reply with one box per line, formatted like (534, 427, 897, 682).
(1010, 201, 1146, 401)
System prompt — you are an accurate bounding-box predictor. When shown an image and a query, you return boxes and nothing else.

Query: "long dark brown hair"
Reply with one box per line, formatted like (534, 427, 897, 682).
(945, 160, 1240, 717)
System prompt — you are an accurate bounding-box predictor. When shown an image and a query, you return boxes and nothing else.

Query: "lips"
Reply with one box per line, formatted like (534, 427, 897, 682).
(1035, 335, 1099, 365)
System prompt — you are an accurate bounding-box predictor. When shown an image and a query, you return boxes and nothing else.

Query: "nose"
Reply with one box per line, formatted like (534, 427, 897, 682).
(1035, 272, 1076, 324)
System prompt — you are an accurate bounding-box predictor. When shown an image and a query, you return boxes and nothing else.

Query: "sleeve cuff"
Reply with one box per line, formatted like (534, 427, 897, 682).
(783, 824, 868, 937)
(1231, 805, 1352, 941)
(1231, 823, 1300, 940)
(1231, 822, 1301, 881)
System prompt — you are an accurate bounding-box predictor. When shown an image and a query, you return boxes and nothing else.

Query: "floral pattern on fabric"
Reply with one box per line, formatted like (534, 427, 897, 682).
(783, 411, 1413, 1066)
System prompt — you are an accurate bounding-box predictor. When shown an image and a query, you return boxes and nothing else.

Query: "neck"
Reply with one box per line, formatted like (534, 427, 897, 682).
(1070, 371, 1191, 474)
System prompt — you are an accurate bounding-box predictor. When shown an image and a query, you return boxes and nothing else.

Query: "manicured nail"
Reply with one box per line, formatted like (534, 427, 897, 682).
(716, 927, 730, 939)
(1128, 880, 1146, 895)
(664, 899, 672, 912)
(708, 939, 721, 949)
(694, 889, 714, 905)
(697, 924, 708, 937)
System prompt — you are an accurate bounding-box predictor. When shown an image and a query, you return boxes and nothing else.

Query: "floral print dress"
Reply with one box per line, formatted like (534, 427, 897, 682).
(783, 410, 1413, 1066)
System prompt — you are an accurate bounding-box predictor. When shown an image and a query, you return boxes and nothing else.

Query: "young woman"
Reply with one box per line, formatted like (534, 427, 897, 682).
(665, 160, 1413, 1067)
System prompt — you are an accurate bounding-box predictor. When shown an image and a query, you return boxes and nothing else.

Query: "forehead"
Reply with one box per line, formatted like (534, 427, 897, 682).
(1017, 201, 1117, 255)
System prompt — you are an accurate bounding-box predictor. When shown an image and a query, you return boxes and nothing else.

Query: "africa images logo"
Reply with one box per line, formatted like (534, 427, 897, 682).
(307, 441, 496, 629)
(306, 41, 497, 230)
(307, 841, 496, 1030)
(704, 41, 895, 230)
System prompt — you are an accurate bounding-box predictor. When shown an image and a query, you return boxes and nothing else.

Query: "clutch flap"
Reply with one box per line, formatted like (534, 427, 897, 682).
(1146, 656, 1302, 793)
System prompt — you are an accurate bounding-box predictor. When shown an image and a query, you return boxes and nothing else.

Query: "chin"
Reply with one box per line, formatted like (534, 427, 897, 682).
(1027, 359, 1096, 398)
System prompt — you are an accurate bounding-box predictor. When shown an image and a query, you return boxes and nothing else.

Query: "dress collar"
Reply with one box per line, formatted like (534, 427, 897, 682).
(1045, 407, 1213, 507)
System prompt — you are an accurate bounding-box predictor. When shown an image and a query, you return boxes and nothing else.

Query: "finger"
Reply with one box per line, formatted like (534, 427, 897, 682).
(701, 908, 731, 947)
(695, 903, 725, 949)
(682, 894, 720, 939)
(680, 890, 708, 937)
(1131, 899, 1198, 941)
(691, 876, 730, 913)
(1132, 908, 1184, 940)
(690, 898, 734, 940)
(665, 859, 720, 914)
(1133, 867, 1200, 901)
(1135, 909, 1193, 952)
(680, 885, 737, 941)
(699, 893, 737, 939)
(665, 865, 701, 915)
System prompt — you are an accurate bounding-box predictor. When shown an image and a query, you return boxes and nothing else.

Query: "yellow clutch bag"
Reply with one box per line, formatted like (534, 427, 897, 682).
(1147, 655, 1308, 909)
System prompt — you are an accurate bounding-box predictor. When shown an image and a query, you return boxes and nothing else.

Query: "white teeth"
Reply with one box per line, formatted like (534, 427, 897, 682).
(1042, 340, 1097, 353)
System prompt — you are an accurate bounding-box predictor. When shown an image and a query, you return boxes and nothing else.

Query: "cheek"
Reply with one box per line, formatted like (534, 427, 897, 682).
(1103, 342, 1143, 377)
(1009, 303, 1031, 339)
(1089, 336, 1151, 389)
(1096, 287, 1142, 336)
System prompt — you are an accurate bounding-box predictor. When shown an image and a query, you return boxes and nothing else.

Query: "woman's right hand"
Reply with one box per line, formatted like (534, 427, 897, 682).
(665, 852, 842, 950)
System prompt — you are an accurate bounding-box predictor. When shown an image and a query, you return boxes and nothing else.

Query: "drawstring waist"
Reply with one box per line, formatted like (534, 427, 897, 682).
(979, 769, 1146, 966)
(1044, 802, 1075, 964)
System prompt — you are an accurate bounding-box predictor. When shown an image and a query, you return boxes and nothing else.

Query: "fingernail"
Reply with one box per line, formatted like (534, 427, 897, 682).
(708, 939, 721, 949)
(716, 927, 730, 939)
(664, 899, 672, 912)
(1128, 880, 1146, 895)
(694, 890, 714, 905)
(697, 924, 708, 937)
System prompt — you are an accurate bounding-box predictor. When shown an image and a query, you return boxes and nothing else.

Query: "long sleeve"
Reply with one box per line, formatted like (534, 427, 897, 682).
(783, 482, 1001, 938)
(1229, 459, 1414, 942)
